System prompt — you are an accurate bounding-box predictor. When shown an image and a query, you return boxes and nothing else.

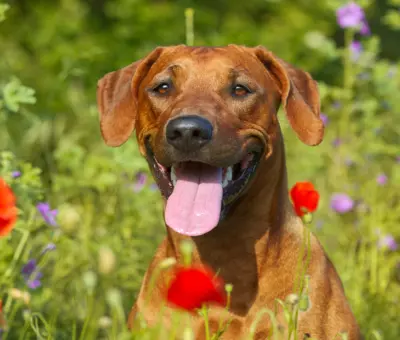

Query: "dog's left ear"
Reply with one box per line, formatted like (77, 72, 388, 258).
(253, 46, 324, 146)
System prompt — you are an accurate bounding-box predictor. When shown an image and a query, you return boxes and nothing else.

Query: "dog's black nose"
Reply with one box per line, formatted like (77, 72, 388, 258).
(166, 115, 213, 152)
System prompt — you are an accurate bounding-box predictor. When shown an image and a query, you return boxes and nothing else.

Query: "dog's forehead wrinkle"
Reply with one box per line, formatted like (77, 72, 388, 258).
(167, 64, 181, 72)
(149, 51, 268, 93)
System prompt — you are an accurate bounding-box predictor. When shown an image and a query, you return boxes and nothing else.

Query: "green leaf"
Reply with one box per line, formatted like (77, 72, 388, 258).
(303, 31, 339, 59)
(382, 10, 400, 30)
(0, 3, 10, 22)
(2, 77, 36, 113)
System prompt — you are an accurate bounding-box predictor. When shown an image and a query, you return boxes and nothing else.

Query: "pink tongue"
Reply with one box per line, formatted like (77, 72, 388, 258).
(165, 163, 223, 236)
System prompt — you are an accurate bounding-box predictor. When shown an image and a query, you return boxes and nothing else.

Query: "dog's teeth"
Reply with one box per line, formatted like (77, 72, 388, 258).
(226, 166, 233, 182)
(171, 167, 177, 186)
(222, 166, 232, 189)
(241, 153, 254, 170)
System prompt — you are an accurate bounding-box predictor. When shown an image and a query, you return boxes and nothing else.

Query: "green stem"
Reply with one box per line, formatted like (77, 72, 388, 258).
(293, 223, 308, 296)
(3, 227, 30, 281)
(2, 301, 21, 340)
(111, 306, 118, 340)
(216, 286, 232, 334)
(202, 305, 210, 340)
(78, 293, 94, 340)
(185, 8, 194, 46)
(336, 28, 356, 181)
(168, 312, 179, 340)
(340, 29, 355, 137)
(226, 292, 231, 311)
(292, 224, 312, 340)
(144, 266, 163, 308)
(29, 313, 51, 340)
(343, 29, 354, 93)
(156, 305, 167, 339)
(249, 308, 280, 340)
(370, 242, 378, 295)
(18, 318, 31, 340)
(72, 321, 77, 340)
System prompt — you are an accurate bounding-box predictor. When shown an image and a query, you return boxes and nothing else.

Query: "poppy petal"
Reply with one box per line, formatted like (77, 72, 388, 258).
(290, 182, 320, 217)
(166, 266, 226, 312)
(0, 178, 17, 236)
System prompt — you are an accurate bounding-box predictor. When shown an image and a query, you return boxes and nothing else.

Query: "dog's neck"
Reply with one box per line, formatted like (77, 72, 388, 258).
(164, 129, 294, 315)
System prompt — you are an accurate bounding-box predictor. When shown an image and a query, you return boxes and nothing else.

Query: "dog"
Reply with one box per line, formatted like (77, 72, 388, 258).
(96, 45, 361, 339)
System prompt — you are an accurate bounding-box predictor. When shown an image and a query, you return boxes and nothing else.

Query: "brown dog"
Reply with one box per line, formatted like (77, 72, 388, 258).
(97, 45, 361, 339)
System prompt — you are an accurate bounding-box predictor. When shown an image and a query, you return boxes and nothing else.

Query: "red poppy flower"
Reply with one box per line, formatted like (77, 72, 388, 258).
(0, 299, 6, 329)
(0, 177, 18, 237)
(290, 181, 320, 217)
(166, 265, 226, 312)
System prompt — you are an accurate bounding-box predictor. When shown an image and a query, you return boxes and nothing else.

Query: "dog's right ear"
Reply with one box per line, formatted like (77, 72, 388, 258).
(96, 47, 164, 147)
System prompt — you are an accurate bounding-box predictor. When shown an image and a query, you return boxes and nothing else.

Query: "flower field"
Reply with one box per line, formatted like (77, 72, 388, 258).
(0, 0, 399, 339)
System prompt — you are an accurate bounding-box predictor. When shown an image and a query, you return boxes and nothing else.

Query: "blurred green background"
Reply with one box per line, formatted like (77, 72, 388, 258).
(0, 0, 399, 339)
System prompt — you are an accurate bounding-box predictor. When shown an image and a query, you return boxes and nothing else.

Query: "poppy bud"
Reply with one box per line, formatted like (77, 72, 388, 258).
(285, 293, 299, 306)
(225, 284, 233, 294)
(98, 316, 112, 329)
(106, 288, 122, 308)
(302, 212, 313, 224)
(82, 271, 97, 293)
(98, 246, 116, 275)
(159, 257, 177, 269)
(180, 240, 194, 265)
(183, 327, 195, 340)
(298, 294, 310, 312)
(59, 204, 81, 233)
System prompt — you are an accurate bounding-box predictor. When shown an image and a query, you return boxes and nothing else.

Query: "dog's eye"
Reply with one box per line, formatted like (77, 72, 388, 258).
(232, 84, 252, 98)
(152, 82, 171, 95)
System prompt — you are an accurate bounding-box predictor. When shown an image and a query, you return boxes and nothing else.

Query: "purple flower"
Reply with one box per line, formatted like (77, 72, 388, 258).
(332, 101, 342, 109)
(345, 157, 354, 166)
(315, 220, 324, 230)
(21, 259, 43, 290)
(330, 193, 354, 213)
(378, 235, 398, 251)
(27, 273, 43, 289)
(320, 113, 329, 126)
(380, 101, 390, 110)
(150, 183, 158, 191)
(336, 2, 365, 29)
(357, 72, 370, 80)
(21, 259, 36, 276)
(11, 171, 21, 178)
(37, 202, 58, 227)
(350, 41, 363, 61)
(365, 153, 373, 162)
(132, 172, 147, 192)
(388, 66, 396, 78)
(376, 173, 388, 186)
(360, 19, 371, 35)
(41, 243, 56, 255)
(332, 138, 342, 148)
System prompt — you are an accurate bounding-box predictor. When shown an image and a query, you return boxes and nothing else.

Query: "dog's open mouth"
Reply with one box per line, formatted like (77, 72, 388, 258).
(145, 141, 261, 236)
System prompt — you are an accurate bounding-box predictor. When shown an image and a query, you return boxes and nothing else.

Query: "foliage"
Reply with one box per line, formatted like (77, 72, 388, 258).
(0, 0, 399, 339)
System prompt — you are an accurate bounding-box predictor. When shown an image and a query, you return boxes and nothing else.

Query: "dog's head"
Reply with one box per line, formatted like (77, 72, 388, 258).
(97, 45, 324, 236)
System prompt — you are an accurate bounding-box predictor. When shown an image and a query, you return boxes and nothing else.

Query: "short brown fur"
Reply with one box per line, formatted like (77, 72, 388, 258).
(97, 45, 361, 339)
